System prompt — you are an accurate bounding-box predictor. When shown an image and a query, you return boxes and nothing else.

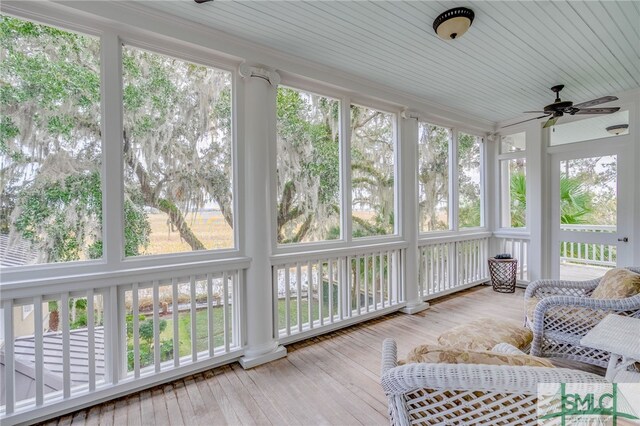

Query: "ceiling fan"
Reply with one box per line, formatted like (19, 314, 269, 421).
(503, 85, 620, 129)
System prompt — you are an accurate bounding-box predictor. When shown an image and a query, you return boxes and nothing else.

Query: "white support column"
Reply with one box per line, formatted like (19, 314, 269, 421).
(485, 133, 501, 257)
(399, 114, 429, 314)
(239, 63, 286, 369)
(527, 123, 545, 281)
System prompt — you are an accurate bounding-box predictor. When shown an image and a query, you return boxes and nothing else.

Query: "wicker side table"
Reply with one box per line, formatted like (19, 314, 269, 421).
(488, 258, 518, 293)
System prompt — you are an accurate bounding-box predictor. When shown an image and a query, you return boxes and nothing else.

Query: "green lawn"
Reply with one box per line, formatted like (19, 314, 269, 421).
(127, 282, 377, 370)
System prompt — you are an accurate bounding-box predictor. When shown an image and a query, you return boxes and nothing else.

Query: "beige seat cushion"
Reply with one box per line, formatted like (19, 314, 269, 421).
(437, 317, 532, 351)
(591, 268, 640, 299)
(403, 344, 554, 368)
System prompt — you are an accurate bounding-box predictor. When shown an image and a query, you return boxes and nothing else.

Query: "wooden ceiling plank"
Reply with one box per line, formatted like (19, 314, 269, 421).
(484, 1, 602, 102)
(302, 1, 520, 114)
(419, 0, 584, 101)
(582, 2, 640, 84)
(553, 2, 634, 91)
(367, 1, 543, 101)
(228, 1, 507, 117)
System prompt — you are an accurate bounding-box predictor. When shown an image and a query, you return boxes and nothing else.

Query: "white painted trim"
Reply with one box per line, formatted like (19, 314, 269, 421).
(270, 241, 409, 265)
(238, 345, 287, 369)
(422, 282, 488, 302)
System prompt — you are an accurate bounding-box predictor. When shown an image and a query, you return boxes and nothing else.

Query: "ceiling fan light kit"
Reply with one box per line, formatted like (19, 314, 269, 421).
(433, 7, 474, 40)
(606, 124, 629, 136)
(503, 85, 620, 128)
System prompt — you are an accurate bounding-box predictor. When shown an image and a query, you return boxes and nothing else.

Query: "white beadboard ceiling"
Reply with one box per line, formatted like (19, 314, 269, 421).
(141, 0, 640, 124)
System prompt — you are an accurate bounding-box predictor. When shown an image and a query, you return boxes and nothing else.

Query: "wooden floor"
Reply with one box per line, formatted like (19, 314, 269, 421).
(39, 285, 604, 426)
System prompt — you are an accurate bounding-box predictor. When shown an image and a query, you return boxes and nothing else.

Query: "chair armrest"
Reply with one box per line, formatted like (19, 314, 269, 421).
(380, 363, 606, 396)
(531, 294, 640, 337)
(525, 278, 600, 299)
(492, 343, 527, 355)
(382, 338, 398, 375)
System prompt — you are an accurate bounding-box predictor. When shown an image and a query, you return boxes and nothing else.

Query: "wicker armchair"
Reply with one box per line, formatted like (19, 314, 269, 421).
(525, 266, 640, 368)
(380, 339, 607, 426)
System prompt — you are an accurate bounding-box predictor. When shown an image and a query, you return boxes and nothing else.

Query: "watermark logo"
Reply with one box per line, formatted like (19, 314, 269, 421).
(538, 383, 640, 425)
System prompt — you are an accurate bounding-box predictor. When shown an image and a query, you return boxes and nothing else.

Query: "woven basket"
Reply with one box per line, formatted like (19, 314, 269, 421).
(488, 258, 518, 293)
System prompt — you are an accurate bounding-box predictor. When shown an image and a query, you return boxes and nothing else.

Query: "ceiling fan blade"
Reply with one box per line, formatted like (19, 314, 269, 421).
(522, 111, 546, 114)
(575, 107, 621, 115)
(501, 115, 549, 128)
(573, 96, 618, 109)
(543, 117, 558, 128)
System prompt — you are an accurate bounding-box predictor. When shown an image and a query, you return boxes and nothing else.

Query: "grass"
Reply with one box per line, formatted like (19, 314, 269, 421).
(142, 211, 234, 255)
(127, 293, 338, 368)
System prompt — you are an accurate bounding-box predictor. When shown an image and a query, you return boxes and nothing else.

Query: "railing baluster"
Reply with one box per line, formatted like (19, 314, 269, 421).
(3, 300, 15, 414)
(207, 273, 214, 357)
(190, 276, 197, 362)
(272, 267, 279, 339)
(372, 252, 378, 309)
(153, 282, 160, 373)
(318, 260, 324, 326)
(347, 257, 353, 317)
(61, 293, 71, 398)
(285, 266, 291, 335)
(364, 255, 369, 313)
(223, 271, 230, 353)
(380, 251, 392, 306)
(338, 258, 344, 321)
(328, 259, 334, 323)
(172, 278, 179, 367)
(34, 296, 44, 405)
(296, 263, 302, 331)
(355, 256, 362, 316)
(379, 252, 385, 308)
(307, 261, 313, 329)
(429, 246, 433, 293)
(132, 284, 141, 377)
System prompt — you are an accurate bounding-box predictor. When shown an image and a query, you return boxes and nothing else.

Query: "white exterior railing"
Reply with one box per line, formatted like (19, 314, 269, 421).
(0, 258, 249, 425)
(271, 243, 405, 344)
(560, 225, 617, 267)
(418, 233, 490, 299)
(495, 235, 530, 283)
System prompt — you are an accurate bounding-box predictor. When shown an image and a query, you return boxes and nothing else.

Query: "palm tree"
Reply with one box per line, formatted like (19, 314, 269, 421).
(508, 173, 593, 227)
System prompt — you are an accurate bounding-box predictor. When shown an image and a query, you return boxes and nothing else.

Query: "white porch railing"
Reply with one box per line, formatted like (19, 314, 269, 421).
(495, 235, 530, 283)
(560, 225, 617, 268)
(271, 243, 405, 344)
(0, 258, 248, 425)
(418, 233, 490, 299)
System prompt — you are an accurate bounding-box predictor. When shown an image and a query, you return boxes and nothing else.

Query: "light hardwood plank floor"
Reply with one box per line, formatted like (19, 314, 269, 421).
(38, 285, 604, 426)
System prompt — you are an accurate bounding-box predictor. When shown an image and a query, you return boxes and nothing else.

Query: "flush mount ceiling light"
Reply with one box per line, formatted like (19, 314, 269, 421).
(433, 7, 475, 40)
(606, 124, 629, 135)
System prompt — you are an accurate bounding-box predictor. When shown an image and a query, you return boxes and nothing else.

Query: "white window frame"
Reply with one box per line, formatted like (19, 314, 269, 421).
(0, 10, 244, 284)
(455, 130, 487, 231)
(119, 41, 240, 264)
(272, 77, 404, 255)
(416, 121, 454, 234)
(497, 132, 527, 231)
(272, 84, 344, 249)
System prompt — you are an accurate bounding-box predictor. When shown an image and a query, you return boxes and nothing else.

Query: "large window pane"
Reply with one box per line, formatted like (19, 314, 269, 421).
(559, 156, 616, 230)
(458, 133, 482, 228)
(0, 16, 102, 266)
(122, 46, 233, 256)
(350, 105, 395, 238)
(276, 87, 340, 244)
(418, 123, 450, 232)
(500, 158, 526, 228)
